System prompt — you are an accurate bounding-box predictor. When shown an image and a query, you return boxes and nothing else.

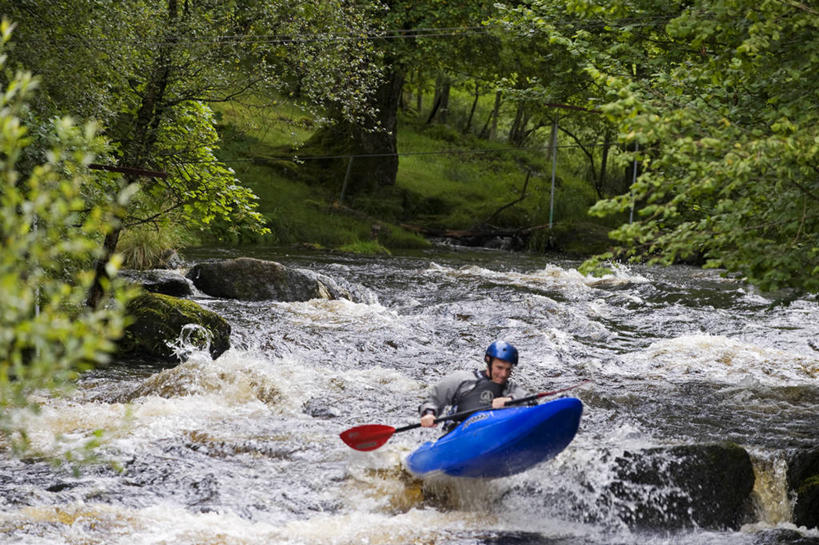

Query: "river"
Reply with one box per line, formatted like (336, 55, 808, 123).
(1, 246, 817, 545)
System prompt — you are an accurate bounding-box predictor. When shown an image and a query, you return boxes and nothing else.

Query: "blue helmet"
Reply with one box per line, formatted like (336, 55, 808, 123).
(485, 340, 519, 366)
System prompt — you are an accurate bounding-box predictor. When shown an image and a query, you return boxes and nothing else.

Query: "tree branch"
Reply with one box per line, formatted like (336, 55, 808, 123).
(477, 170, 532, 229)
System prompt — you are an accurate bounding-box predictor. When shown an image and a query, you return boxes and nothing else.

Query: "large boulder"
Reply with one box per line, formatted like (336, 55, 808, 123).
(788, 447, 819, 529)
(606, 443, 755, 530)
(186, 257, 350, 301)
(118, 293, 231, 363)
(120, 269, 193, 297)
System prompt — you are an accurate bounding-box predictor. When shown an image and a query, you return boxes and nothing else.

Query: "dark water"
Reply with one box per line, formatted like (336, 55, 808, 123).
(1, 246, 817, 544)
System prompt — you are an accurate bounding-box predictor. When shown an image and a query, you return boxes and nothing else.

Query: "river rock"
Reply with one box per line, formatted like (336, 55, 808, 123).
(752, 528, 819, 545)
(118, 293, 231, 363)
(787, 447, 819, 529)
(120, 269, 193, 297)
(156, 249, 184, 269)
(607, 443, 755, 530)
(186, 257, 350, 301)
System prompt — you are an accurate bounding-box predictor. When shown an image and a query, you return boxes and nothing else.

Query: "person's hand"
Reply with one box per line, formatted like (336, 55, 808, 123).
(492, 396, 511, 409)
(420, 413, 437, 427)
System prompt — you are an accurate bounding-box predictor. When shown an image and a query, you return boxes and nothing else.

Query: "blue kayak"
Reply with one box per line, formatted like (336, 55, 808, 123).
(405, 397, 583, 479)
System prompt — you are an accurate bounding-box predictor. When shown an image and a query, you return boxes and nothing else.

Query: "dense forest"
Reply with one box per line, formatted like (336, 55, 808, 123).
(1, 1, 817, 421)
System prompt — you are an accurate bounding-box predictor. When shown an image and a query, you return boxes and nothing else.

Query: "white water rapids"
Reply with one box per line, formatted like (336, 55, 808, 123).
(1, 247, 817, 545)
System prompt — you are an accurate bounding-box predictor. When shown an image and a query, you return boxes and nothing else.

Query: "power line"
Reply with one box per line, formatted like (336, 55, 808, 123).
(165, 141, 617, 167)
(35, 16, 682, 48)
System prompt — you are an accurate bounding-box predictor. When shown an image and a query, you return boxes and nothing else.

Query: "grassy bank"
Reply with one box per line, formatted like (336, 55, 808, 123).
(209, 91, 616, 256)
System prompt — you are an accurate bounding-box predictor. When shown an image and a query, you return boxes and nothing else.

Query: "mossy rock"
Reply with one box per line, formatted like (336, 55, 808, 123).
(118, 293, 231, 364)
(788, 447, 819, 529)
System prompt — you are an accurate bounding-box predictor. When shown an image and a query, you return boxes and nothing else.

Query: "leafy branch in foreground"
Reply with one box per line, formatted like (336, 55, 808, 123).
(0, 20, 134, 453)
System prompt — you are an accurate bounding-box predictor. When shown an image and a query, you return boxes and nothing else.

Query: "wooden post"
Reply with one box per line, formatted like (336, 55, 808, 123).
(629, 143, 639, 224)
(339, 156, 354, 204)
(549, 116, 559, 229)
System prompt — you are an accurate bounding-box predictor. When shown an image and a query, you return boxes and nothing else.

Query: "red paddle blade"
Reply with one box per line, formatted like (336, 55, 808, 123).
(339, 424, 396, 451)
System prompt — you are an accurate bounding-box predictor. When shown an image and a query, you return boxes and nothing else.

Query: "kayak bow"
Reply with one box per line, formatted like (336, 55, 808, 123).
(405, 397, 583, 479)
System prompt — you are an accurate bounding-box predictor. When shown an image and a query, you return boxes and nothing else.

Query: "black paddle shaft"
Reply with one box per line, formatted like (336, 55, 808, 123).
(394, 392, 542, 434)
(395, 380, 591, 434)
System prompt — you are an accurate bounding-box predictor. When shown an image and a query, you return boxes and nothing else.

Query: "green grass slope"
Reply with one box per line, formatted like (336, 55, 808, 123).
(211, 93, 615, 256)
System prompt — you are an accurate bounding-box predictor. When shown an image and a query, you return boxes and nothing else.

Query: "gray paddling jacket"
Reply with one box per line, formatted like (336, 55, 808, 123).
(418, 369, 529, 418)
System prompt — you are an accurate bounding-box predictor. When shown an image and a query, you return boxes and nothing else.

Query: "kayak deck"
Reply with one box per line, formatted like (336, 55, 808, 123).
(405, 397, 583, 479)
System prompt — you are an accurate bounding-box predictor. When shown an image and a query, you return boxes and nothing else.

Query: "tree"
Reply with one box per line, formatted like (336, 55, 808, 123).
(506, 0, 819, 292)
(493, 1, 625, 195)
(0, 20, 132, 449)
(304, 0, 503, 194)
(3, 0, 381, 305)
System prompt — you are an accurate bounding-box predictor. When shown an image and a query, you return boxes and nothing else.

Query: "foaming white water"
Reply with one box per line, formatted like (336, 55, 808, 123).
(0, 498, 566, 545)
(426, 261, 649, 295)
(4, 252, 818, 545)
(280, 298, 399, 329)
(604, 334, 818, 385)
(748, 449, 793, 526)
(9, 344, 433, 462)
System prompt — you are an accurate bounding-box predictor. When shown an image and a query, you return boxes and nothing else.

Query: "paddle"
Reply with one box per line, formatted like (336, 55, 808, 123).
(339, 379, 591, 452)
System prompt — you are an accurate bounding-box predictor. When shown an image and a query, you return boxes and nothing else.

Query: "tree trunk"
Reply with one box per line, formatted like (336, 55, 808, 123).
(508, 103, 531, 147)
(302, 65, 404, 193)
(464, 81, 480, 134)
(86, 230, 121, 309)
(426, 93, 442, 124)
(427, 74, 450, 124)
(597, 130, 611, 198)
(479, 91, 502, 140)
(489, 91, 502, 139)
(345, 67, 404, 190)
(508, 103, 524, 144)
(416, 68, 423, 113)
(86, 0, 178, 308)
(438, 77, 450, 124)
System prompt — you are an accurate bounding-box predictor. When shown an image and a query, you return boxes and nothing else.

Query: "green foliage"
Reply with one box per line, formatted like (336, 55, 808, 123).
(505, 0, 819, 292)
(148, 100, 270, 238)
(0, 23, 133, 449)
(117, 223, 190, 270)
(3, 0, 382, 251)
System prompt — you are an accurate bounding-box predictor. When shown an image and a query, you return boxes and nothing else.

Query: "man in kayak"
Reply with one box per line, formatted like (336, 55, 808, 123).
(419, 340, 529, 428)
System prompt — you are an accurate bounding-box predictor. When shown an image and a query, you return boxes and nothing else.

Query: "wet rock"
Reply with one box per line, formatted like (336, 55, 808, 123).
(607, 443, 755, 530)
(302, 398, 340, 419)
(118, 293, 231, 363)
(157, 249, 184, 269)
(45, 482, 81, 493)
(187, 257, 351, 301)
(120, 269, 192, 297)
(474, 531, 557, 545)
(787, 446, 819, 529)
(753, 528, 819, 545)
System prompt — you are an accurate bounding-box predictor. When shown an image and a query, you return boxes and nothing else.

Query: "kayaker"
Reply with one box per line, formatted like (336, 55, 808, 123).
(419, 340, 529, 428)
